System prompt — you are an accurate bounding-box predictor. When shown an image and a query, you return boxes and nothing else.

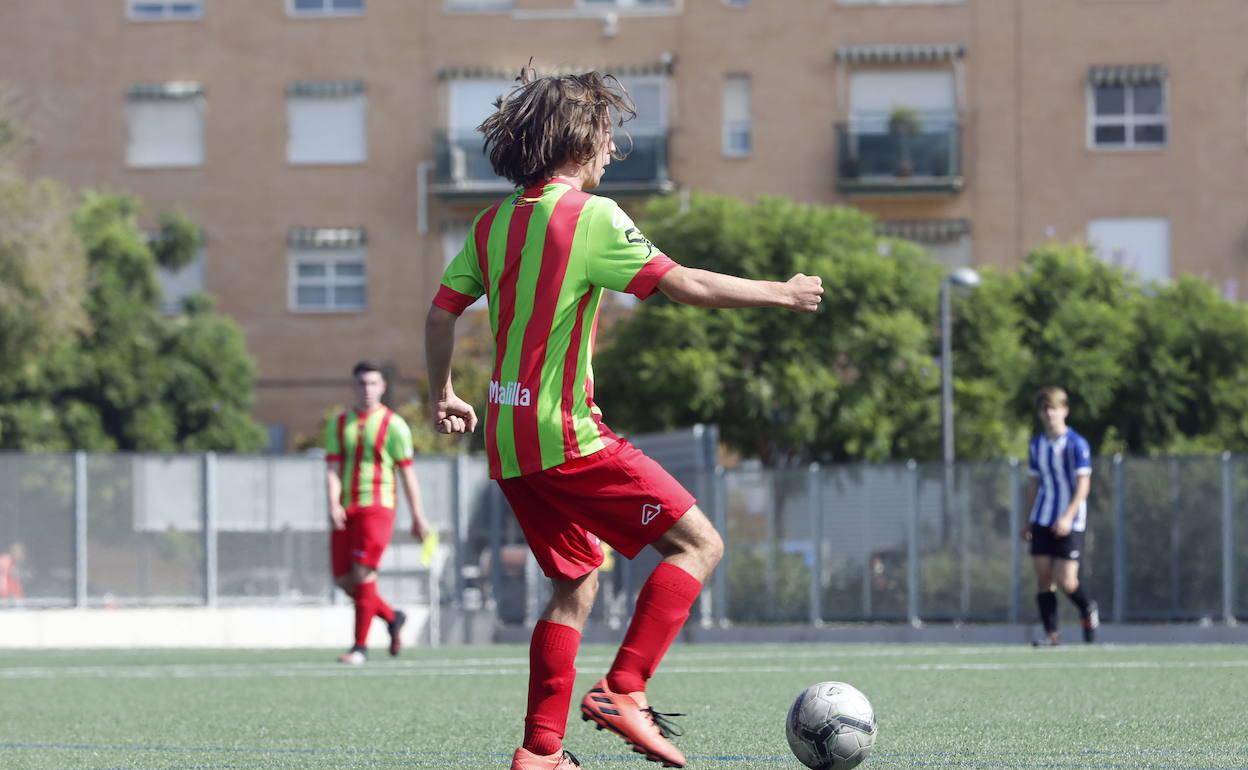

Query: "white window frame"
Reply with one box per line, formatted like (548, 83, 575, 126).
(156, 247, 206, 314)
(836, 0, 965, 5)
(722, 75, 752, 158)
(286, 0, 365, 18)
(444, 0, 513, 11)
(577, 0, 677, 12)
(125, 91, 206, 169)
(1087, 80, 1167, 151)
(286, 89, 367, 165)
(1087, 217, 1171, 283)
(288, 248, 368, 313)
(127, 1, 203, 21)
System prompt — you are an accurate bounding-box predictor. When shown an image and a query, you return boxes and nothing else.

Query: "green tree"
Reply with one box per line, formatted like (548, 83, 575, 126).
(0, 189, 266, 452)
(596, 193, 943, 464)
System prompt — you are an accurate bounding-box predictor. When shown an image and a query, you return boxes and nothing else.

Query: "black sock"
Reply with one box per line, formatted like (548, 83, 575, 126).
(1065, 586, 1091, 616)
(1036, 591, 1058, 634)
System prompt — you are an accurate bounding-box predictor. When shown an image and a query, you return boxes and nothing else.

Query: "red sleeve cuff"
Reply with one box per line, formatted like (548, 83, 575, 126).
(624, 254, 678, 300)
(432, 284, 479, 316)
(396, 458, 414, 468)
(326, 454, 343, 463)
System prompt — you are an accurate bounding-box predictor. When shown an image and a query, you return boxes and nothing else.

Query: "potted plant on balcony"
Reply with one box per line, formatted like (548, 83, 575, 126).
(887, 105, 922, 178)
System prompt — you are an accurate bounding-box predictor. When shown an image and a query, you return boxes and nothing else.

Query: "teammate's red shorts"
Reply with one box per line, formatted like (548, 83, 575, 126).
(497, 439, 697, 580)
(330, 505, 395, 577)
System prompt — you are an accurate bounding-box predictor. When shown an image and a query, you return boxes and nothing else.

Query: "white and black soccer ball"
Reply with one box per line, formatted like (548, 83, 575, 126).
(785, 681, 877, 770)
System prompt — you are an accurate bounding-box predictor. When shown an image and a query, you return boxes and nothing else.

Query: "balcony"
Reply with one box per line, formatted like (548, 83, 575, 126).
(836, 113, 963, 196)
(432, 131, 673, 199)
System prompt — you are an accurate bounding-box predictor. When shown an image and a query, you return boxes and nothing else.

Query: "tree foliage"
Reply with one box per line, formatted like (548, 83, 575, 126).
(0, 178, 266, 451)
(597, 193, 1248, 464)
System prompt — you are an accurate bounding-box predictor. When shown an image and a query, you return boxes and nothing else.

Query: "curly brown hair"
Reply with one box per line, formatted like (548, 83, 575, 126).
(478, 65, 636, 188)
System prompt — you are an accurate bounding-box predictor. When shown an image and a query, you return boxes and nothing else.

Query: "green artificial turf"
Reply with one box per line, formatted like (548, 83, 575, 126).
(1, 644, 1245, 769)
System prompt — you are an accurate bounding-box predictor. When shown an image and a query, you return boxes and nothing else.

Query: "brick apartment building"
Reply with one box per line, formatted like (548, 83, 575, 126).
(2, 0, 1244, 447)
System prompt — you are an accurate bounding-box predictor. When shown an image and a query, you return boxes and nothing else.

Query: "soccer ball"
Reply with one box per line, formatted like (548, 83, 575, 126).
(785, 681, 877, 770)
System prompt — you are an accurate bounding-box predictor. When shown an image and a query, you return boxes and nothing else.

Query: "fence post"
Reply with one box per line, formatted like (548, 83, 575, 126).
(808, 463, 823, 627)
(1008, 458, 1021, 623)
(714, 466, 729, 627)
(74, 451, 88, 608)
(907, 460, 921, 626)
(488, 484, 503, 613)
(452, 454, 467, 608)
(1112, 454, 1127, 623)
(862, 465, 873, 618)
(203, 452, 217, 608)
(958, 463, 970, 621)
(1222, 453, 1237, 625)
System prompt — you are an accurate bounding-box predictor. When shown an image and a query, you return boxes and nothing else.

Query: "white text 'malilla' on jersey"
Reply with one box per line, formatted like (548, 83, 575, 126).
(1028, 429, 1093, 531)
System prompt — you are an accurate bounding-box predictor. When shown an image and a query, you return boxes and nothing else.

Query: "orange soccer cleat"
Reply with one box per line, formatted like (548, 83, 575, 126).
(580, 679, 686, 768)
(509, 747, 582, 770)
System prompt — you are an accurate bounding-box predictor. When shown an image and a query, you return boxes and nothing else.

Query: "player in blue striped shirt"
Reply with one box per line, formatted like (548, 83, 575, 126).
(1023, 386, 1100, 645)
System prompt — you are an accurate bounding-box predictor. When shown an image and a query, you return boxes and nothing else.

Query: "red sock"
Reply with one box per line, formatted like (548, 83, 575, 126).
(371, 586, 395, 624)
(353, 581, 381, 648)
(523, 620, 581, 756)
(607, 563, 702, 695)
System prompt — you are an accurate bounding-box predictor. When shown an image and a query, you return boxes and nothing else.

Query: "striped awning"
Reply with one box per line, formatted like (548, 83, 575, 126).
(437, 58, 675, 81)
(287, 227, 367, 248)
(835, 44, 965, 65)
(876, 219, 971, 243)
(126, 81, 204, 100)
(286, 79, 366, 98)
(1087, 64, 1167, 87)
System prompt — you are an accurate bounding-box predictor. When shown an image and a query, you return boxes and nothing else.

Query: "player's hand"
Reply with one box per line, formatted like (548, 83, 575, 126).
(1051, 518, 1073, 537)
(433, 395, 478, 434)
(410, 517, 430, 542)
(330, 503, 347, 531)
(784, 273, 823, 313)
(1021, 527, 1032, 542)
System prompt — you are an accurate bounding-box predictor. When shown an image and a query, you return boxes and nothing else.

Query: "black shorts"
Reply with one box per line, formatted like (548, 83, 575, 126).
(1029, 523, 1085, 561)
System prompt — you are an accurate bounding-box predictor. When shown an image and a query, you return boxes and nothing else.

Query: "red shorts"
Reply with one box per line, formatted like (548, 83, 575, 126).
(330, 505, 395, 577)
(497, 439, 696, 580)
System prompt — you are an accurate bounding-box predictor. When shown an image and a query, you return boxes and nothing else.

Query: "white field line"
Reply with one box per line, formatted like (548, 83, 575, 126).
(2, 657, 1246, 680)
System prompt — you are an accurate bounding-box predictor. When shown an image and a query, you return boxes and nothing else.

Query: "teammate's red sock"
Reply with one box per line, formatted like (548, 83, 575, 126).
(371, 586, 396, 624)
(523, 620, 581, 756)
(607, 562, 702, 695)
(353, 581, 381, 648)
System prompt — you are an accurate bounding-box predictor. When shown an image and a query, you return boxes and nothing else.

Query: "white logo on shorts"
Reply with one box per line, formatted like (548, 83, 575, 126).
(1069, 550, 1080, 559)
(641, 503, 662, 525)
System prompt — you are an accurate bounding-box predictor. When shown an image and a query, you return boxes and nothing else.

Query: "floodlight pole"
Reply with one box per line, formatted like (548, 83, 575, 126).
(940, 278, 955, 547)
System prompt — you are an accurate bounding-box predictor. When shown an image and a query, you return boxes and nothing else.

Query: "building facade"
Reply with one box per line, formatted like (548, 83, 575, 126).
(2, 0, 1244, 447)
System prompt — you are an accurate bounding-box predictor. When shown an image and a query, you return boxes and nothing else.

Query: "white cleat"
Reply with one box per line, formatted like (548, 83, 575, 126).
(336, 649, 366, 665)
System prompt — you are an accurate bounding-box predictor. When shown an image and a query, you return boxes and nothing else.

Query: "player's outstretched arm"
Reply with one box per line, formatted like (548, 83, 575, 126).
(657, 265, 823, 312)
(425, 306, 479, 435)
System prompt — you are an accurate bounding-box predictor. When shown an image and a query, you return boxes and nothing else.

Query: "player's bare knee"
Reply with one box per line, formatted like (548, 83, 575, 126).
(1061, 578, 1079, 594)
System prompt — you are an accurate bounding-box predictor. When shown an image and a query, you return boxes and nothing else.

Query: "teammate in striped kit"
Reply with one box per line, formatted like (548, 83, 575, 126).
(1023, 386, 1100, 646)
(426, 69, 823, 770)
(325, 361, 431, 664)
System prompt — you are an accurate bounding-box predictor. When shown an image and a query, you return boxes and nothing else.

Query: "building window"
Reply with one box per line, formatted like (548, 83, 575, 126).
(287, 81, 367, 165)
(288, 228, 368, 312)
(578, 0, 675, 10)
(1088, 218, 1170, 283)
(1088, 67, 1167, 149)
(157, 248, 206, 314)
(128, 1, 203, 20)
(288, 0, 364, 16)
(722, 75, 752, 157)
(836, 0, 965, 5)
(445, 0, 512, 10)
(126, 83, 205, 168)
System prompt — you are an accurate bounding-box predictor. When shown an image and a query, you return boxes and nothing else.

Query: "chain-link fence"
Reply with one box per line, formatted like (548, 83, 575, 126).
(0, 441, 1243, 625)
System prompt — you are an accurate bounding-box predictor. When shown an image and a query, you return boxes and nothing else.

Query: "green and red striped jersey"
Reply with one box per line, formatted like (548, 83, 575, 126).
(324, 406, 415, 509)
(433, 180, 677, 479)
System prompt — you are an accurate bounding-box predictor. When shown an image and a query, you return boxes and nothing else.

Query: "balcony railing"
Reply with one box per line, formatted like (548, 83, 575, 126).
(836, 113, 963, 195)
(433, 131, 673, 198)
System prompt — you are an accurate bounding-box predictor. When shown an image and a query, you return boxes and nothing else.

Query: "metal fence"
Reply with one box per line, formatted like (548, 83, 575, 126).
(1, 440, 1243, 626)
